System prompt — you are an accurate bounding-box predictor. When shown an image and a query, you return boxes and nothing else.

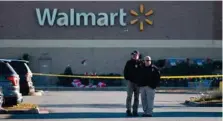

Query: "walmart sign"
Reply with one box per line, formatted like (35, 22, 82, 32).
(35, 8, 127, 27)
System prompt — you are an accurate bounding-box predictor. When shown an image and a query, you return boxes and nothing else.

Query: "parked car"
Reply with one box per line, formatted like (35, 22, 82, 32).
(0, 60, 23, 105)
(0, 88, 7, 113)
(6, 59, 35, 95)
(0, 87, 3, 108)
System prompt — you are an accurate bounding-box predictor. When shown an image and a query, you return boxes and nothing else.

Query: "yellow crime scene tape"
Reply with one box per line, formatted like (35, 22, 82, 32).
(33, 73, 223, 79)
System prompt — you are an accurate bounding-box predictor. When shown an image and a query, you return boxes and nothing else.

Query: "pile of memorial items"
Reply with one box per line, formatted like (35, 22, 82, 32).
(71, 79, 106, 88)
(57, 58, 222, 88)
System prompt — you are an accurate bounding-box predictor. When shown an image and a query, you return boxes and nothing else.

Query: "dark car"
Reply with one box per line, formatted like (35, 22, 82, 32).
(0, 60, 23, 105)
(6, 60, 35, 95)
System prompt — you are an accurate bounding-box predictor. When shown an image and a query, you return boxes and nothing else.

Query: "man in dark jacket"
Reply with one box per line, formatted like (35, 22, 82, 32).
(138, 56, 160, 117)
(124, 50, 142, 116)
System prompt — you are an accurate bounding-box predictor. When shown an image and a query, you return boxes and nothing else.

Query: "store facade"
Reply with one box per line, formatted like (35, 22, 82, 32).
(0, 1, 222, 75)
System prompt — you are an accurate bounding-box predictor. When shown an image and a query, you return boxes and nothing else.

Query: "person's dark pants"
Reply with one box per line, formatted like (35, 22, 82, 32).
(126, 81, 139, 113)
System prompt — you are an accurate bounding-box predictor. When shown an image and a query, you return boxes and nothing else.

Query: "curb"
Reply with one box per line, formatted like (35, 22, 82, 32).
(0, 108, 39, 114)
(1, 103, 49, 114)
(184, 100, 222, 107)
(0, 108, 49, 114)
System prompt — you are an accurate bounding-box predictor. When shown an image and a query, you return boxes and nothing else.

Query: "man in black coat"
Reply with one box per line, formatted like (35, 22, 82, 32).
(138, 56, 161, 117)
(124, 50, 142, 116)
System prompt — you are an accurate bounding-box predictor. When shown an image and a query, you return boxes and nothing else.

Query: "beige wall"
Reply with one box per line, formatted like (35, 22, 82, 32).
(0, 40, 222, 74)
(1, 40, 222, 48)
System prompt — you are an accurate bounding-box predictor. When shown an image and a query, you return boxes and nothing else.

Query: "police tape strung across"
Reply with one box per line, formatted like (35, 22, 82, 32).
(32, 73, 223, 79)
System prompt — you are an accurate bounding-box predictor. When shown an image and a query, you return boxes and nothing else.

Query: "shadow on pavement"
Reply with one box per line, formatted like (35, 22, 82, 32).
(39, 104, 185, 108)
(7, 112, 222, 119)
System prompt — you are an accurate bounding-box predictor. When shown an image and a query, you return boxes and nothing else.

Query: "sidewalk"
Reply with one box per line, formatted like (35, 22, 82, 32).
(34, 86, 211, 94)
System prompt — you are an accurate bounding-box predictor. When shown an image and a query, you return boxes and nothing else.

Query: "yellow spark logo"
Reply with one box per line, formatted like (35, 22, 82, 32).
(130, 4, 154, 31)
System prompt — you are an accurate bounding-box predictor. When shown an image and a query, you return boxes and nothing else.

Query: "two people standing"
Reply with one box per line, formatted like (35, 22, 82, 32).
(124, 50, 161, 117)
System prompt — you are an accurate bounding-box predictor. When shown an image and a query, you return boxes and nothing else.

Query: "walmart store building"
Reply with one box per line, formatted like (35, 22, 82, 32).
(0, 1, 222, 83)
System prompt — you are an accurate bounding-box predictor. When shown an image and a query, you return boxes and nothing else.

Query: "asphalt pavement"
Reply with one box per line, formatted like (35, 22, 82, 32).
(0, 91, 222, 121)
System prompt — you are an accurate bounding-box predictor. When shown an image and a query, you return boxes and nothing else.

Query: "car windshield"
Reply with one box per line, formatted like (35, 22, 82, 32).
(9, 61, 32, 75)
(0, 62, 17, 75)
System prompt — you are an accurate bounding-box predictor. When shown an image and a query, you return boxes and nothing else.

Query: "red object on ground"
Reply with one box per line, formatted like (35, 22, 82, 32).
(98, 82, 106, 88)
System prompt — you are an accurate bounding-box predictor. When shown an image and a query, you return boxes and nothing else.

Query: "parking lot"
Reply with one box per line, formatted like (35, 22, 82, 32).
(0, 91, 222, 121)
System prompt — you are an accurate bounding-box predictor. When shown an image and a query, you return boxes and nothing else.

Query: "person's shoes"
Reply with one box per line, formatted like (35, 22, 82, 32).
(132, 112, 139, 117)
(142, 114, 152, 117)
(126, 110, 132, 116)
